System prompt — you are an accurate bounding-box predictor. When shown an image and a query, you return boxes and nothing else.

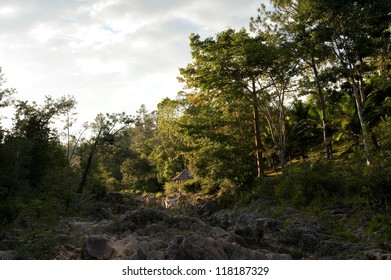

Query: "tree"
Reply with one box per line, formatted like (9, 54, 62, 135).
(117, 105, 163, 193)
(251, 1, 336, 160)
(0, 67, 15, 109)
(77, 112, 134, 193)
(314, 0, 391, 164)
(10, 96, 76, 188)
(179, 29, 275, 177)
(0, 68, 16, 141)
(259, 44, 298, 167)
(285, 99, 321, 160)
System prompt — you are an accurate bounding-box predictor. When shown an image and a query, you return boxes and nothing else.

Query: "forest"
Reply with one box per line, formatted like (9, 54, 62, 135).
(1, 0, 391, 259)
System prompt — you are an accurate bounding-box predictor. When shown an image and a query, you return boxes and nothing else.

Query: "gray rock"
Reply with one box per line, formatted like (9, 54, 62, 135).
(137, 240, 167, 260)
(173, 234, 227, 260)
(222, 242, 268, 260)
(82, 235, 113, 260)
(0, 250, 17, 260)
(209, 227, 229, 240)
(165, 235, 185, 259)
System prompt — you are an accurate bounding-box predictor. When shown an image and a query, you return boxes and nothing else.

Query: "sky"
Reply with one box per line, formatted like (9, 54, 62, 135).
(0, 0, 268, 128)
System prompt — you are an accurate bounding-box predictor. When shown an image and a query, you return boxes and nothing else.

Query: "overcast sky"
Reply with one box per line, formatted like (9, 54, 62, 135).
(0, 0, 268, 127)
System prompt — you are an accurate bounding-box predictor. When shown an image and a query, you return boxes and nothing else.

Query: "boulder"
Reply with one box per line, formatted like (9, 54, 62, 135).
(222, 242, 268, 260)
(0, 250, 17, 260)
(173, 234, 227, 260)
(82, 235, 113, 260)
(137, 240, 167, 260)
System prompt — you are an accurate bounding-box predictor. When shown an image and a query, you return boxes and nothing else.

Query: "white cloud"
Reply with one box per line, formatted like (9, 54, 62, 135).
(90, 0, 115, 17)
(75, 57, 128, 75)
(30, 24, 58, 43)
(0, 0, 269, 127)
(67, 24, 124, 49)
(0, 7, 15, 15)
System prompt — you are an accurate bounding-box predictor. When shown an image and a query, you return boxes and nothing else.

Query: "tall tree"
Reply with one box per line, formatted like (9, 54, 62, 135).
(179, 29, 275, 177)
(313, 0, 391, 163)
(0, 68, 16, 140)
(12, 96, 76, 188)
(0, 68, 15, 110)
(251, 1, 334, 160)
(78, 112, 134, 193)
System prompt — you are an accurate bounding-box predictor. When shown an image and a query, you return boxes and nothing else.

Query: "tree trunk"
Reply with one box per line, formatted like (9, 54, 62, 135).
(78, 129, 102, 193)
(251, 81, 263, 178)
(77, 147, 95, 194)
(350, 68, 371, 165)
(311, 60, 332, 160)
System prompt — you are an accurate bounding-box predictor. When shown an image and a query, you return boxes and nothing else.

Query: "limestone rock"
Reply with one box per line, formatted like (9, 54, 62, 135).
(82, 235, 113, 260)
(0, 250, 17, 260)
(173, 234, 227, 260)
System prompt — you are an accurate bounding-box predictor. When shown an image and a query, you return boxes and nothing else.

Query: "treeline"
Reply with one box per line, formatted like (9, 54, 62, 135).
(1, 0, 391, 228)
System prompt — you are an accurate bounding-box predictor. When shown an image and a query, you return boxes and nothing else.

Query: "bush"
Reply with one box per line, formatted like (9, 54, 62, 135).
(182, 178, 202, 193)
(16, 226, 58, 259)
(365, 151, 391, 211)
(276, 162, 328, 207)
(373, 116, 391, 149)
(366, 213, 391, 246)
(0, 201, 19, 225)
(275, 161, 356, 208)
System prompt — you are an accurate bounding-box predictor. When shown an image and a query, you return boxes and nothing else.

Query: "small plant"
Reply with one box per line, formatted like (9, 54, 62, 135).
(366, 213, 391, 247)
(16, 226, 59, 259)
(182, 178, 202, 193)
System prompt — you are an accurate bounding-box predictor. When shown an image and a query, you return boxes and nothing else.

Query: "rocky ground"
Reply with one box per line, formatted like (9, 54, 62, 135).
(1, 192, 391, 260)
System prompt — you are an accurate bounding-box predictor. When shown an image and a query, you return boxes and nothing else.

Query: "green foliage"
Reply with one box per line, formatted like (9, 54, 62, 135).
(182, 178, 202, 193)
(320, 213, 359, 243)
(164, 178, 204, 195)
(366, 213, 391, 246)
(275, 160, 366, 208)
(364, 151, 391, 211)
(0, 201, 19, 225)
(373, 116, 391, 149)
(15, 226, 58, 259)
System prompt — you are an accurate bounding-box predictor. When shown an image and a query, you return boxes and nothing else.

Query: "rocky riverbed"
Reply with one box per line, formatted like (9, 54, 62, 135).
(1, 192, 390, 260)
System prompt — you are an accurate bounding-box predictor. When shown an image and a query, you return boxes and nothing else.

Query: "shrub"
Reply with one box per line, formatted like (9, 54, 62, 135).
(365, 151, 391, 211)
(182, 178, 202, 193)
(366, 213, 391, 246)
(373, 116, 391, 149)
(275, 161, 346, 208)
(16, 226, 58, 259)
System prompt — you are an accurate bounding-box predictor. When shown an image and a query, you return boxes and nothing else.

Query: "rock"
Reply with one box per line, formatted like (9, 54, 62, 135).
(202, 200, 219, 216)
(212, 211, 235, 229)
(209, 227, 229, 240)
(111, 235, 139, 259)
(173, 234, 227, 260)
(167, 214, 210, 232)
(171, 234, 289, 260)
(55, 245, 81, 260)
(227, 234, 248, 247)
(222, 242, 269, 260)
(137, 240, 167, 260)
(259, 218, 322, 257)
(141, 223, 168, 236)
(365, 249, 391, 260)
(128, 207, 170, 226)
(82, 235, 113, 260)
(165, 235, 185, 259)
(57, 234, 73, 245)
(234, 225, 260, 244)
(0, 250, 17, 260)
(261, 250, 292, 260)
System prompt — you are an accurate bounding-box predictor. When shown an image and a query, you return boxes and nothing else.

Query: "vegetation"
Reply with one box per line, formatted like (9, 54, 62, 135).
(0, 0, 390, 258)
